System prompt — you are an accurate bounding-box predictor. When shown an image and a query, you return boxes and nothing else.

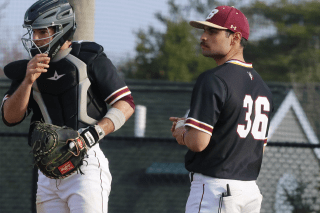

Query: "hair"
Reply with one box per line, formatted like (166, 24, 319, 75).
(225, 30, 248, 48)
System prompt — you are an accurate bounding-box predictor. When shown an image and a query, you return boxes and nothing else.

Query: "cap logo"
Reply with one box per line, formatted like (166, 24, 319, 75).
(230, 25, 237, 30)
(206, 9, 219, 20)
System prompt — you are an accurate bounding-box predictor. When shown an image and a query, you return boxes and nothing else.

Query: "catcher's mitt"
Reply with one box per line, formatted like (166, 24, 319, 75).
(30, 122, 87, 179)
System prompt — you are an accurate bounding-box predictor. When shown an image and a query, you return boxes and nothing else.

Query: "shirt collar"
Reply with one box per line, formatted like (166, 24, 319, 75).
(226, 59, 253, 68)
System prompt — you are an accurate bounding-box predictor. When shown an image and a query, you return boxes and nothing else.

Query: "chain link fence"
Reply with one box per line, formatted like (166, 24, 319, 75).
(1, 79, 320, 213)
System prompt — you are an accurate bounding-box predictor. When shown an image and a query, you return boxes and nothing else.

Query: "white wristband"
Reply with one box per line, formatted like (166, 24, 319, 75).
(104, 108, 126, 132)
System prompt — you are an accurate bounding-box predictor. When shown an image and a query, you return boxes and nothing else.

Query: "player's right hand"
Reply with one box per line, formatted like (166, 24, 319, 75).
(169, 117, 186, 133)
(25, 54, 50, 84)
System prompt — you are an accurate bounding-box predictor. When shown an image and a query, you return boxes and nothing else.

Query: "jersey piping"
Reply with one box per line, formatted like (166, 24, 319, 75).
(185, 60, 253, 136)
(185, 117, 214, 136)
(185, 61, 273, 180)
(226, 59, 253, 68)
(105, 86, 131, 105)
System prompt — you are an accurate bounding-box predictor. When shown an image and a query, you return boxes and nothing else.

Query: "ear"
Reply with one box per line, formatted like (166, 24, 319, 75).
(231, 32, 242, 46)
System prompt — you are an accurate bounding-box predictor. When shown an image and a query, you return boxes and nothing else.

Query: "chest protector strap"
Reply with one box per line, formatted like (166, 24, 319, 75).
(32, 41, 106, 129)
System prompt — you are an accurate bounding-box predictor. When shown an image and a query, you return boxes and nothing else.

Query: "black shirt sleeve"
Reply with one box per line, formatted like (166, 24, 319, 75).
(89, 54, 132, 106)
(185, 71, 227, 135)
(1, 79, 31, 126)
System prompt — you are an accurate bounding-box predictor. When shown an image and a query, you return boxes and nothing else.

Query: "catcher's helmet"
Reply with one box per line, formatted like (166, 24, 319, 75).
(21, 0, 77, 59)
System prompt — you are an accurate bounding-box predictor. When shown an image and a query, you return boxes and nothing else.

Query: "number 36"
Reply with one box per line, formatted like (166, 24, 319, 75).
(237, 95, 270, 140)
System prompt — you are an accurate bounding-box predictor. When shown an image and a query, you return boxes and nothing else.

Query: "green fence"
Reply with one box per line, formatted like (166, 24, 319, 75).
(1, 79, 320, 213)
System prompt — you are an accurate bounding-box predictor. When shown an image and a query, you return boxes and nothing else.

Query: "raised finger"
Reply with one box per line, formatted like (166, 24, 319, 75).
(169, 117, 179, 122)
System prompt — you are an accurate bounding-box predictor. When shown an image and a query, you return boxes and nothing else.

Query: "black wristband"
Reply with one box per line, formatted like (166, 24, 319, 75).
(80, 126, 99, 148)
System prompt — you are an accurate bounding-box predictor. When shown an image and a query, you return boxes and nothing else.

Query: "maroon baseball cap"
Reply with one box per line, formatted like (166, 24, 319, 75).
(190, 6, 250, 40)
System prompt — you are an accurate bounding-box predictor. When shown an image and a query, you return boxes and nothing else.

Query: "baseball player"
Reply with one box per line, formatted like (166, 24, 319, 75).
(1, 0, 135, 212)
(170, 6, 273, 213)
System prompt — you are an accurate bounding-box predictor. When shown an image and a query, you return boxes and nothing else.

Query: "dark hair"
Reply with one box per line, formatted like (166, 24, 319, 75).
(225, 30, 248, 48)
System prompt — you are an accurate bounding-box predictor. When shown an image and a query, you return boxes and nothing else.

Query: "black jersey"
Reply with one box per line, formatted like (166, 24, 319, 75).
(1, 42, 132, 144)
(185, 60, 273, 181)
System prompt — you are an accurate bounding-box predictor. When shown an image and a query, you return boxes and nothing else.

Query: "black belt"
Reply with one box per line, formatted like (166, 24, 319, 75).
(190, 172, 194, 182)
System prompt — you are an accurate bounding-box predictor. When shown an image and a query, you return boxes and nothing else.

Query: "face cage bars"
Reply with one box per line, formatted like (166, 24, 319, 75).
(21, 25, 62, 58)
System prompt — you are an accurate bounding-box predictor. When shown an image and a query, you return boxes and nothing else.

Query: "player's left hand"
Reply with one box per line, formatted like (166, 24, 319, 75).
(30, 122, 87, 179)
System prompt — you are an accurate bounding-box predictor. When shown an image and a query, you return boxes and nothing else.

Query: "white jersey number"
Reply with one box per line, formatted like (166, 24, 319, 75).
(237, 95, 270, 140)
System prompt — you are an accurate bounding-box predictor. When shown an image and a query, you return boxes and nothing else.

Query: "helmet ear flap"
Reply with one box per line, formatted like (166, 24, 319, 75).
(48, 22, 76, 58)
(69, 4, 77, 41)
(67, 21, 77, 41)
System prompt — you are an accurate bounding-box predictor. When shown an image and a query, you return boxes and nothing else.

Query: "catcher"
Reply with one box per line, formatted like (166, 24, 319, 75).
(1, 0, 135, 212)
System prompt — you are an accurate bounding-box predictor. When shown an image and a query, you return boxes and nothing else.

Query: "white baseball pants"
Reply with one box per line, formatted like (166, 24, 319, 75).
(36, 144, 112, 213)
(185, 173, 263, 213)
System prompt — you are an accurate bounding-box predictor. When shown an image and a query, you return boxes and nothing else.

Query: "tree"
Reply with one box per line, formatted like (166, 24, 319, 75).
(121, 0, 320, 82)
(242, 0, 320, 82)
(0, 0, 26, 78)
(119, 0, 214, 82)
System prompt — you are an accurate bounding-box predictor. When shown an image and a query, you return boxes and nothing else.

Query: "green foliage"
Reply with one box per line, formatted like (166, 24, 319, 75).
(243, 0, 320, 82)
(162, 21, 214, 81)
(118, 0, 214, 82)
(119, 0, 320, 83)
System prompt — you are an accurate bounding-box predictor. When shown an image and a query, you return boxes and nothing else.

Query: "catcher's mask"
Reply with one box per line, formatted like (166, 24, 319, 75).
(21, 0, 77, 59)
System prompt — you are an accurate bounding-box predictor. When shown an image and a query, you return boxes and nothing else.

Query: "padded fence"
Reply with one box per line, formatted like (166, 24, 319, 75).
(1, 80, 320, 213)
(1, 135, 320, 213)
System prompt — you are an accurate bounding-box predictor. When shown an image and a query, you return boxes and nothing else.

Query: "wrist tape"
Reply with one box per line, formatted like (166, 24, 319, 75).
(104, 107, 126, 132)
